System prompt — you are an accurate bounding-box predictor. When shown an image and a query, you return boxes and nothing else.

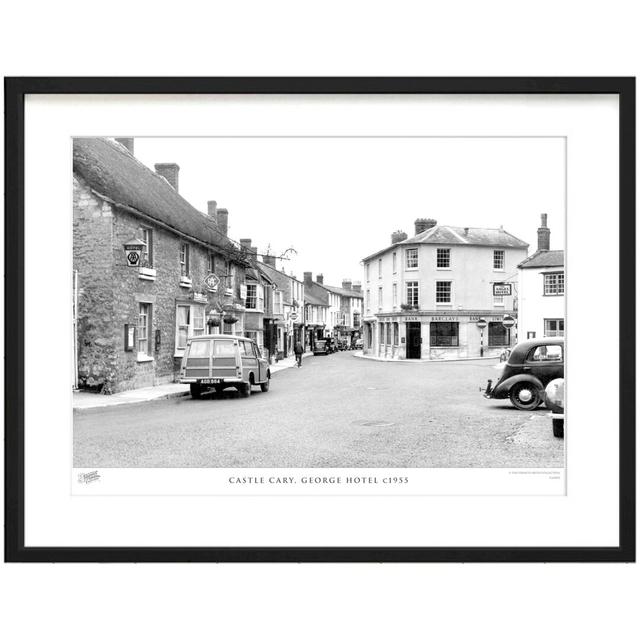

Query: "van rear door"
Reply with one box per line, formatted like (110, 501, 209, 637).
(184, 340, 211, 379)
(211, 339, 239, 379)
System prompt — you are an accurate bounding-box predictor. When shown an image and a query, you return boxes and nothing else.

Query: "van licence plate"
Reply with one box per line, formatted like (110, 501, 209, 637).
(199, 378, 222, 384)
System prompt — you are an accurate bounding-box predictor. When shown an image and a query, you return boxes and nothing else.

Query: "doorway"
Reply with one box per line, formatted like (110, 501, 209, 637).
(406, 322, 422, 359)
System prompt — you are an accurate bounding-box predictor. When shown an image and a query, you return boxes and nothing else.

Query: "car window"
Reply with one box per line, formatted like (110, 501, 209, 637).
(213, 340, 237, 357)
(253, 343, 262, 358)
(188, 340, 210, 358)
(527, 344, 562, 362)
(240, 341, 253, 356)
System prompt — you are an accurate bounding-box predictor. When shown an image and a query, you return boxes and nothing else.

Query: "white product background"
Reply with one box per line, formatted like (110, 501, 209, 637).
(24, 93, 616, 548)
(2, 3, 638, 640)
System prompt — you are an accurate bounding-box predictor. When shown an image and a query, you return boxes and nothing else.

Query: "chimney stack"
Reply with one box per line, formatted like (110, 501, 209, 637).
(537, 213, 550, 251)
(155, 163, 179, 192)
(352, 282, 362, 293)
(342, 279, 352, 290)
(240, 238, 252, 250)
(263, 254, 276, 267)
(303, 271, 313, 285)
(217, 208, 229, 236)
(207, 200, 217, 218)
(391, 230, 408, 244)
(316, 274, 324, 285)
(115, 137, 134, 155)
(415, 218, 437, 235)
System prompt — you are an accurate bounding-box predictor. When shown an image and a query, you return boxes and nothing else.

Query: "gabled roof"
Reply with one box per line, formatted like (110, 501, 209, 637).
(322, 284, 364, 299)
(73, 137, 241, 257)
(304, 289, 329, 307)
(363, 225, 528, 261)
(518, 249, 565, 269)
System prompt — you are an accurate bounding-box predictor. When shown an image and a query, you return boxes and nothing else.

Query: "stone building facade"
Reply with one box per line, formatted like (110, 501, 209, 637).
(73, 137, 251, 393)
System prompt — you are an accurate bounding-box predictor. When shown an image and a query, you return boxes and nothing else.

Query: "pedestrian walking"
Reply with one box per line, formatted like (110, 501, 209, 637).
(294, 340, 304, 367)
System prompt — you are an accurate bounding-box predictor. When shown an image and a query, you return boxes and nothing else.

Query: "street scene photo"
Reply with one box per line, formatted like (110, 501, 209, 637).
(73, 136, 566, 469)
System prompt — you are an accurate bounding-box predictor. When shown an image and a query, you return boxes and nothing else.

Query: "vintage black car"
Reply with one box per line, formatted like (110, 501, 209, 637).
(482, 338, 564, 410)
(313, 339, 330, 355)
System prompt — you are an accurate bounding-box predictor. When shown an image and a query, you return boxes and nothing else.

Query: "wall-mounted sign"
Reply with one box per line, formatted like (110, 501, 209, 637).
(123, 237, 146, 267)
(493, 283, 512, 296)
(124, 324, 136, 351)
(203, 273, 220, 292)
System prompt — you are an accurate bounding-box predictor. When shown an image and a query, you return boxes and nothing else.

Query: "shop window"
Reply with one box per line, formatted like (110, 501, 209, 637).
(544, 318, 565, 337)
(430, 322, 459, 347)
(488, 322, 510, 346)
(493, 250, 505, 270)
(436, 248, 450, 269)
(435, 281, 452, 304)
(393, 322, 399, 345)
(544, 272, 565, 295)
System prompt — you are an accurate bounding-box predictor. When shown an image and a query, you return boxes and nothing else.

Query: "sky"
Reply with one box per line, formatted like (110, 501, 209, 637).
(133, 137, 565, 287)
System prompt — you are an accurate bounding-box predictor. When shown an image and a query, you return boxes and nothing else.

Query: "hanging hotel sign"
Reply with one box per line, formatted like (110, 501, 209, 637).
(493, 283, 512, 296)
(203, 273, 220, 292)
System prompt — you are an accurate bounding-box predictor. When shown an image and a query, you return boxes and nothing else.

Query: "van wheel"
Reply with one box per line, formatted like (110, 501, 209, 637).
(260, 377, 270, 392)
(509, 382, 541, 410)
(553, 419, 564, 438)
(238, 383, 250, 398)
(190, 383, 202, 399)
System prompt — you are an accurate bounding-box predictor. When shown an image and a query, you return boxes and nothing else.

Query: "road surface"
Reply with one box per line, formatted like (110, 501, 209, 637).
(74, 352, 564, 468)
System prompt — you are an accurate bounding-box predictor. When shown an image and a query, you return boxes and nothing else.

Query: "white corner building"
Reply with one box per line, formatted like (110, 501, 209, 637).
(361, 218, 528, 360)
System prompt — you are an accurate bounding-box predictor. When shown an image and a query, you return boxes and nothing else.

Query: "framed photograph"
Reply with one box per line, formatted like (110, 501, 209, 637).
(5, 77, 635, 562)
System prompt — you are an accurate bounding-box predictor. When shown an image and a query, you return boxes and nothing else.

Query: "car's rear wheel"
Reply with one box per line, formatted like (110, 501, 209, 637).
(260, 377, 270, 392)
(190, 383, 202, 399)
(238, 383, 250, 398)
(552, 418, 564, 438)
(509, 382, 541, 410)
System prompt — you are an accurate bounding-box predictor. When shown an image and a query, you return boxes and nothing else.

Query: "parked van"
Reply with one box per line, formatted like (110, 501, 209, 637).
(180, 335, 271, 399)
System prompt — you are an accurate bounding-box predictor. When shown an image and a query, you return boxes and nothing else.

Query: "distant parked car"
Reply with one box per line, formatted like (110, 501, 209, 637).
(482, 338, 564, 410)
(354, 337, 364, 350)
(180, 335, 270, 398)
(545, 378, 565, 438)
(313, 339, 330, 355)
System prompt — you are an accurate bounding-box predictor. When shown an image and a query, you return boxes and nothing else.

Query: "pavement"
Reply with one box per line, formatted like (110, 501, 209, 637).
(74, 352, 564, 468)
(73, 351, 312, 410)
(353, 352, 502, 364)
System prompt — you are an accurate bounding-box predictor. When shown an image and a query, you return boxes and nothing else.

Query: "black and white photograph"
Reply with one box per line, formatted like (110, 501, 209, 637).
(72, 135, 566, 472)
(6, 77, 632, 564)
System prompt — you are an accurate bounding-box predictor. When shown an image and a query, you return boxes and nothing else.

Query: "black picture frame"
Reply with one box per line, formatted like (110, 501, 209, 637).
(4, 77, 635, 563)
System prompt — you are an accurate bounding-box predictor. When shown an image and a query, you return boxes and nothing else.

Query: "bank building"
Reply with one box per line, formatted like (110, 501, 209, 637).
(361, 218, 529, 360)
